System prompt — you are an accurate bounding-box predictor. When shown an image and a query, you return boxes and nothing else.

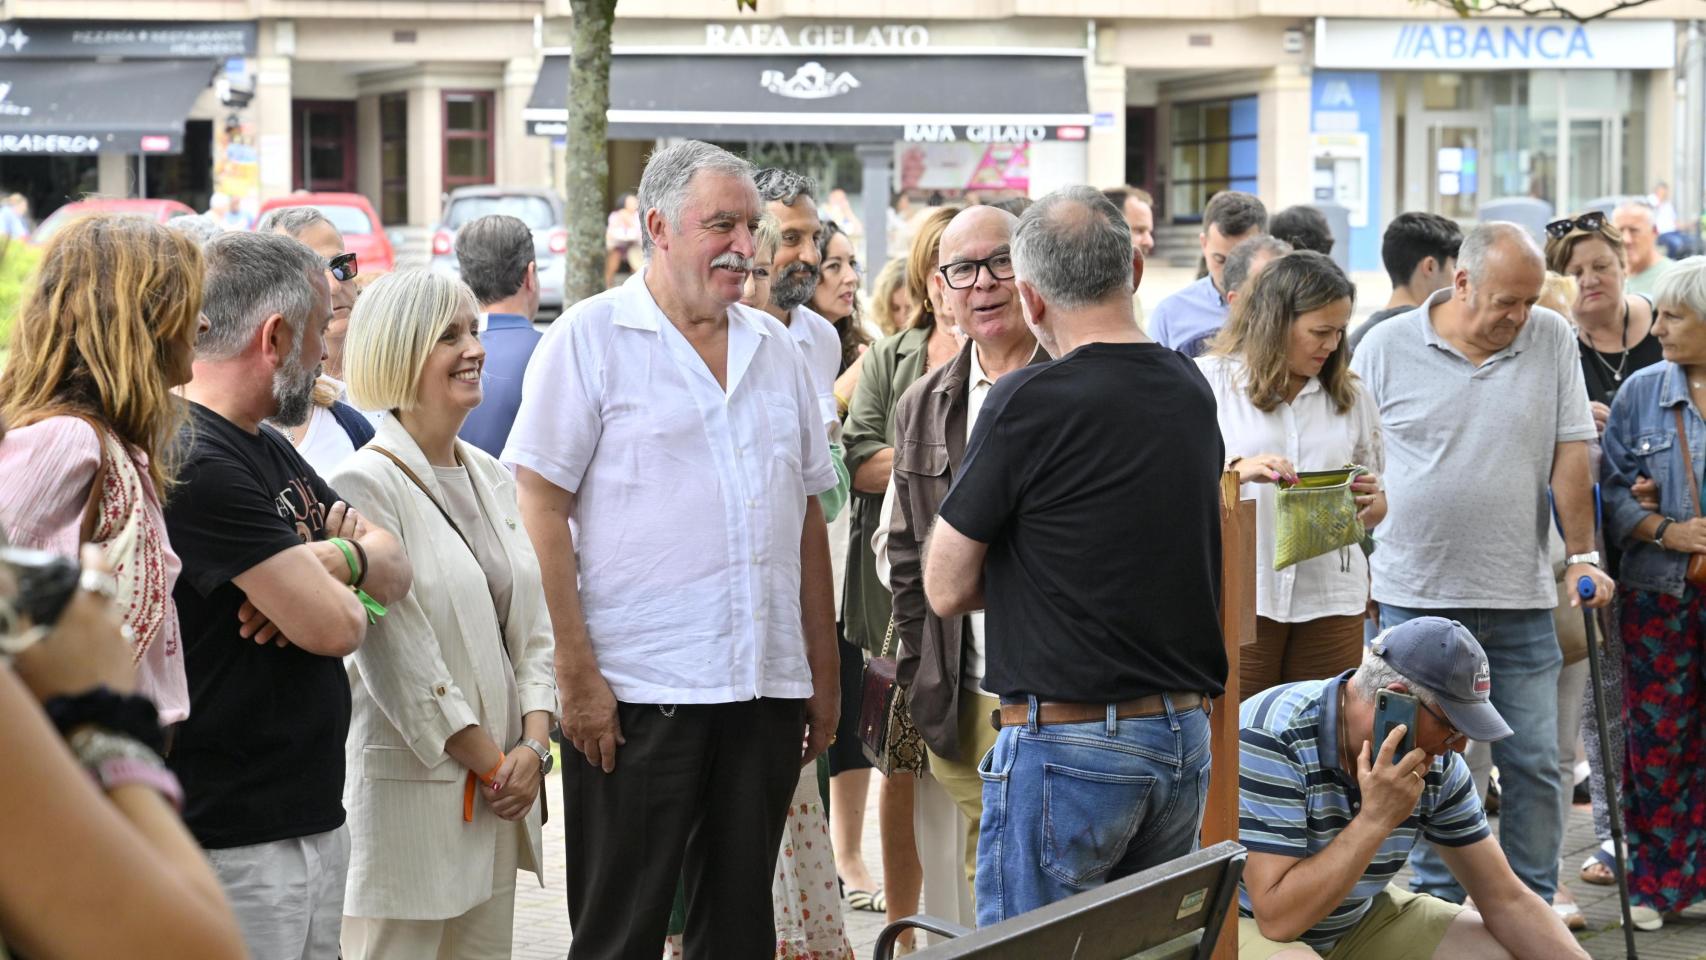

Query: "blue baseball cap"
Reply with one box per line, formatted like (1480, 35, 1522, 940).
(1369, 617, 1513, 743)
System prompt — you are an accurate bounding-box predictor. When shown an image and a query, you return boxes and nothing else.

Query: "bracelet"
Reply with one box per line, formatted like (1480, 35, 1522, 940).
(349, 538, 369, 589)
(328, 537, 387, 624)
(43, 687, 165, 756)
(68, 727, 183, 810)
(1654, 517, 1674, 548)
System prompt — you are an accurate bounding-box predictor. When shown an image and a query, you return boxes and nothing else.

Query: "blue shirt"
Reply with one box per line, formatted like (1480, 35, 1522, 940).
(1602, 360, 1706, 598)
(1237, 673, 1489, 952)
(1148, 275, 1228, 351)
(460, 313, 543, 458)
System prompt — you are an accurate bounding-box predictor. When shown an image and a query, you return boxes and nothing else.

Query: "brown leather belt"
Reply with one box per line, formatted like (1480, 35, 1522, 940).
(991, 692, 1205, 730)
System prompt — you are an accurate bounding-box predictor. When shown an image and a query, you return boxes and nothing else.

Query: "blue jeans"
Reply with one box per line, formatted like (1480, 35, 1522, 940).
(1379, 604, 1563, 904)
(974, 696, 1211, 926)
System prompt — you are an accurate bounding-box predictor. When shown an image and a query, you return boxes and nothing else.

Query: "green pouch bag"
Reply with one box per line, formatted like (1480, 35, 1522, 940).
(1273, 466, 1374, 571)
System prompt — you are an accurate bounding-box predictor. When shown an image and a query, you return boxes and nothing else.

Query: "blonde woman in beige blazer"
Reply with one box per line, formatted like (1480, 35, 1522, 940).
(330, 269, 556, 960)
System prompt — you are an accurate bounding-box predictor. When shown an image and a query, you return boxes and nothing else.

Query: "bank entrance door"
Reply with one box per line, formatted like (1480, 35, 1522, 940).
(1425, 120, 1488, 222)
(1560, 113, 1621, 215)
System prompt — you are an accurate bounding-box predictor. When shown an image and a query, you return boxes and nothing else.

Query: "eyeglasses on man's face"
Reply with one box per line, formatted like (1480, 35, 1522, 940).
(939, 252, 1015, 290)
(327, 252, 358, 283)
(1546, 212, 1607, 239)
(1418, 699, 1467, 750)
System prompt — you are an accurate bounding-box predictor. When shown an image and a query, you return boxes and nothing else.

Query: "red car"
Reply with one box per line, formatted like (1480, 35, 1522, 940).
(256, 192, 395, 274)
(31, 198, 198, 246)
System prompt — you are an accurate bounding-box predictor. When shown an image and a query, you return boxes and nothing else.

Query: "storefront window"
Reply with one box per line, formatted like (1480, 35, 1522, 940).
(380, 93, 408, 226)
(1168, 96, 1258, 223)
(442, 91, 495, 194)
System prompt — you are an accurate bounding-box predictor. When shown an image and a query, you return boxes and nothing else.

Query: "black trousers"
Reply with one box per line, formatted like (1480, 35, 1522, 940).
(563, 697, 806, 960)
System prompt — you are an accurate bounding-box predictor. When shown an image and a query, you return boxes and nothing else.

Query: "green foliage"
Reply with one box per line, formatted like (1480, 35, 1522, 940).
(0, 239, 39, 353)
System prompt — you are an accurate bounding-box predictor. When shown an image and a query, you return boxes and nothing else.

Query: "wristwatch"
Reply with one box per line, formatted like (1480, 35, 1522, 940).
(1654, 517, 1676, 548)
(518, 737, 553, 775)
(1566, 551, 1602, 568)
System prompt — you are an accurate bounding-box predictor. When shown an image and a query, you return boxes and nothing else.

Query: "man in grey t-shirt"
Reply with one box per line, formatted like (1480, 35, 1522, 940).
(1351, 222, 1613, 909)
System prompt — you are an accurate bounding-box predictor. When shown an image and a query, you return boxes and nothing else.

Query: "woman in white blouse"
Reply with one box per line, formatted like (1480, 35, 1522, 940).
(1196, 250, 1387, 702)
(330, 271, 556, 959)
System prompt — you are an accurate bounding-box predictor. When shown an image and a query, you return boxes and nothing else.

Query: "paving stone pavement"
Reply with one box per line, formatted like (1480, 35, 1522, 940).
(510, 756, 1706, 959)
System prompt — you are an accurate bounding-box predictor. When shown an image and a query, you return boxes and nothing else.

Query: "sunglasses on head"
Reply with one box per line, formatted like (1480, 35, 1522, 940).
(327, 252, 358, 282)
(1545, 211, 1606, 239)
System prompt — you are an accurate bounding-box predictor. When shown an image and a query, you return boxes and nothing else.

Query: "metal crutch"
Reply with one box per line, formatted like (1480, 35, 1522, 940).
(1575, 484, 1639, 960)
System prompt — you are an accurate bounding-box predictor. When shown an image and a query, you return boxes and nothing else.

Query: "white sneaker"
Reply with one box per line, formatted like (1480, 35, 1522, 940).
(1629, 906, 1664, 931)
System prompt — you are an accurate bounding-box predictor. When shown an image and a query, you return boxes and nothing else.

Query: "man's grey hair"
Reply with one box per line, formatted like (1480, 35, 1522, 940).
(753, 167, 817, 208)
(1615, 199, 1658, 229)
(455, 214, 536, 306)
(198, 232, 326, 362)
(1653, 256, 1706, 323)
(1224, 236, 1293, 296)
(1011, 186, 1133, 309)
(1353, 649, 1442, 707)
(637, 140, 754, 256)
(1457, 221, 1542, 286)
(255, 204, 333, 239)
(171, 215, 224, 249)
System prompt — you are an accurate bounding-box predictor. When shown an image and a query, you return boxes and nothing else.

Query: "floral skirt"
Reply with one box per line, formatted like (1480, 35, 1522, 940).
(1619, 586, 1706, 913)
(664, 757, 853, 959)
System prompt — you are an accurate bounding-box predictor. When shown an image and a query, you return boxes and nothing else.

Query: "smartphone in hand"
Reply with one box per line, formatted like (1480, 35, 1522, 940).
(1372, 690, 1419, 764)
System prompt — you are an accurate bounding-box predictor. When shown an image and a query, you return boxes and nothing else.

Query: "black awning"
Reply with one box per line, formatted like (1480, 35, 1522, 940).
(0, 58, 216, 155)
(526, 52, 1093, 143)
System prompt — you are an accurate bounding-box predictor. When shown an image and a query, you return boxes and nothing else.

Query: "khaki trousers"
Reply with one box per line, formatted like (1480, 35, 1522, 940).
(1242, 614, 1365, 702)
(341, 822, 521, 960)
(924, 689, 1001, 889)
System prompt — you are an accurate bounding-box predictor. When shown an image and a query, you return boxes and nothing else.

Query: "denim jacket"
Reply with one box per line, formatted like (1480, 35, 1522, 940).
(1601, 360, 1705, 597)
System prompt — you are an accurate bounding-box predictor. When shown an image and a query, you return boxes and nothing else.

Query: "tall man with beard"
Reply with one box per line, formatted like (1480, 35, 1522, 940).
(754, 167, 843, 431)
(165, 231, 413, 960)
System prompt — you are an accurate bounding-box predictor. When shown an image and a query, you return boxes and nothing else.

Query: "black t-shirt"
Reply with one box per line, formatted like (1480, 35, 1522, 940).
(1347, 305, 1413, 355)
(164, 403, 352, 849)
(1578, 331, 1663, 408)
(937, 342, 1228, 703)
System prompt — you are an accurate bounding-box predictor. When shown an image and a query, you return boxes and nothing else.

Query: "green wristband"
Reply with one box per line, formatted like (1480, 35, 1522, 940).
(329, 537, 387, 624)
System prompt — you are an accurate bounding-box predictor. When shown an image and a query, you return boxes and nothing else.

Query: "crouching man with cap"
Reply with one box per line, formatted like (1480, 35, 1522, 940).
(1237, 617, 1588, 959)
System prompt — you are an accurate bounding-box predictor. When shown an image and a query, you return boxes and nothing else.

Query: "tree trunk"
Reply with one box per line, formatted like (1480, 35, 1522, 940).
(565, 0, 619, 306)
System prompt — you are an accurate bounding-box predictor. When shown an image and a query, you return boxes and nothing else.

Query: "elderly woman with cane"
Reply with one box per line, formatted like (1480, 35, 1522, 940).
(1600, 256, 1706, 937)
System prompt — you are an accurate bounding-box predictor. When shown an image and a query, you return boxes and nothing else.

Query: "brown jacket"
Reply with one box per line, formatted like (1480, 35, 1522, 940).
(888, 340, 1045, 759)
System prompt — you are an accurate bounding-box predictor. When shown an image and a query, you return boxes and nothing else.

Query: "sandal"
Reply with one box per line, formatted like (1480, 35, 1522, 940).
(1579, 844, 1617, 886)
(846, 887, 886, 913)
(1552, 900, 1587, 932)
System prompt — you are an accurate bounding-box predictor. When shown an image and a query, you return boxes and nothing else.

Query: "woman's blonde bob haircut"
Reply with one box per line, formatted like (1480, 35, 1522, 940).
(344, 270, 480, 413)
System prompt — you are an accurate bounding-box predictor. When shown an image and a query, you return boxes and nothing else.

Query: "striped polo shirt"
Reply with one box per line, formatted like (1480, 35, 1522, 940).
(1237, 672, 1489, 951)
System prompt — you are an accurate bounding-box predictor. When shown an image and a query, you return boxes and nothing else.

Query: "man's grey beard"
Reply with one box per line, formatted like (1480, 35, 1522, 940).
(768, 261, 820, 312)
(269, 336, 321, 428)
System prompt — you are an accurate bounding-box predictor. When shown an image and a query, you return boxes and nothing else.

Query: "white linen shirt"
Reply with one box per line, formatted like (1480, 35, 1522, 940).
(960, 345, 996, 685)
(789, 304, 843, 431)
(1195, 354, 1384, 622)
(503, 272, 837, 704)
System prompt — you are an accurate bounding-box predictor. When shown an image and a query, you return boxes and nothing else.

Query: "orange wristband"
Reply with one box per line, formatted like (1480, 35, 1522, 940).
(463, 759, 506, 823)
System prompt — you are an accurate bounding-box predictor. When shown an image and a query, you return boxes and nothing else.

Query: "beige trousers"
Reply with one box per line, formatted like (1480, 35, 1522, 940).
(924, 690, 1001, 889)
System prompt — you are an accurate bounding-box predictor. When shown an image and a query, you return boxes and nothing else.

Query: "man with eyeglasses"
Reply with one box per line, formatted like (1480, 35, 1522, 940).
(1237, 617, 1589, 960)
(257, 205, 372, 474)
(885, 204, 1043, 898)
(924, 188, 1224, 925)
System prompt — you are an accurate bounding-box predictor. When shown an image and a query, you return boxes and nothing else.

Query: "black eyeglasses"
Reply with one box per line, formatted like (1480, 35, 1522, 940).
(1418, 700, 1466, 749)
(1545, 212, 1607, 239)
(939, 252, 1015, 290)
(327, 252, 358, 283)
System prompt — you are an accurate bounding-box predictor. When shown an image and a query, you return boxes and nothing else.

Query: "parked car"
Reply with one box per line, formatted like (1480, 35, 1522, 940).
(429, 186, 567, 317)
(31, 198, 198, 246)
(256, 192, 395, 275)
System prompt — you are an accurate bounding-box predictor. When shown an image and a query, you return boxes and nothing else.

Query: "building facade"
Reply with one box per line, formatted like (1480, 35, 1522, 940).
(0, 0, 1698, 274)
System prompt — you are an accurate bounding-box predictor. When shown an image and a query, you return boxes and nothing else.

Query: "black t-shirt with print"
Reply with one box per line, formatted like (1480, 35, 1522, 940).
(164, 403, 352, 849)
(937, 342, 1228, 704)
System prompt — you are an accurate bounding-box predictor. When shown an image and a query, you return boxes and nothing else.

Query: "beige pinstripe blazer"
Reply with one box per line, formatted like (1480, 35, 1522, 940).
(330, 417, 557, 920)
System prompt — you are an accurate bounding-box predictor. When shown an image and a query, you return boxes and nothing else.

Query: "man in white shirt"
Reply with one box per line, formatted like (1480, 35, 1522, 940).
(753, 167, 843, 430)
(503, 140, 840, 960)
(259, 205, 373, 473)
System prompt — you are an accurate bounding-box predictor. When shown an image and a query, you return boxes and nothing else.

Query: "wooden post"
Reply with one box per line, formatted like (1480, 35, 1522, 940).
(1205, 471, 1255, 960)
